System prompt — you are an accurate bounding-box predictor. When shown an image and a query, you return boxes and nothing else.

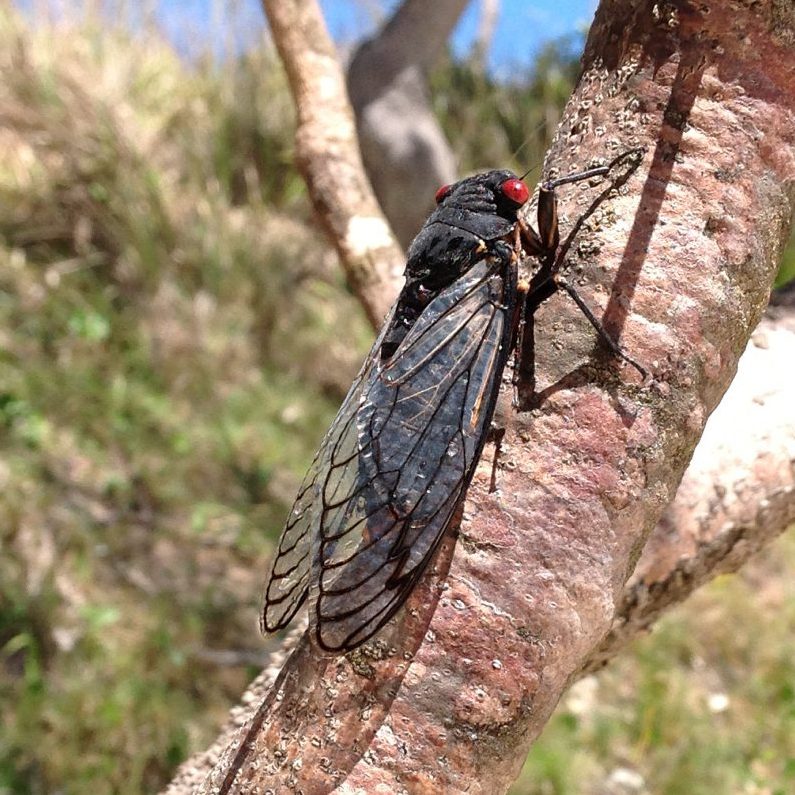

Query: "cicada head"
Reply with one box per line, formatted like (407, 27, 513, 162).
(432, 170, 530, 222)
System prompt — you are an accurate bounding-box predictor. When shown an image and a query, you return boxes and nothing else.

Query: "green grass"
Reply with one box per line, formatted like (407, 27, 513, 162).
(431, 37, 582, 182)
(0, 7, 370, 793)
(0, 5, 793, 794)
(775, 238, 795, 289)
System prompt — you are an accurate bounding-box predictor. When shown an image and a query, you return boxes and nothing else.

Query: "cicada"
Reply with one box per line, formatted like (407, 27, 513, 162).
(262, 151, 645, 653)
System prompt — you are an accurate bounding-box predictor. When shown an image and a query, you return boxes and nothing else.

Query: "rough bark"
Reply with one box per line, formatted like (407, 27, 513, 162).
(166, 1, 795, 792)
(262, 0, 404, 326)
(346, 0, 465, 247)
(587, 311, 795, 674)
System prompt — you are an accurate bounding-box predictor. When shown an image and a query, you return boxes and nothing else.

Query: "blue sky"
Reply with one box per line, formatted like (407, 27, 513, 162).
(18, 1, 597, 74)
(319, 0, 597, 73)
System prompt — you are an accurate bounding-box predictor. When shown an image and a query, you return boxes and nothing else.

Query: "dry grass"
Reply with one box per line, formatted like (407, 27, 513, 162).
(0, 6, 370, 792)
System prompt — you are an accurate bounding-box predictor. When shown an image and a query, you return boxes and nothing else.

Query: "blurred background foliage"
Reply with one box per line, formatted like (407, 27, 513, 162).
(0, 3, 793, 794)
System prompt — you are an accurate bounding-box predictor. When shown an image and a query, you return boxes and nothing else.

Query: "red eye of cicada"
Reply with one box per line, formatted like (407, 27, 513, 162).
(435, 184, 452, 204)
(500, 177, 529, 206)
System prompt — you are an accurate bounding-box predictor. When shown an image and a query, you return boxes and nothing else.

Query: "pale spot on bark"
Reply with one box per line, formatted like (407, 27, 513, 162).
(346, 216, 395, 257)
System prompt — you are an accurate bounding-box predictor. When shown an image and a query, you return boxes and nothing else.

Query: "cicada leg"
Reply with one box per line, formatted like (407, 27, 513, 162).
(514, 149, 647, 411)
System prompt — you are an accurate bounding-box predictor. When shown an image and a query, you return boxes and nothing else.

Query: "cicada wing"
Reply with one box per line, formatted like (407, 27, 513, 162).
(260, 462, 314, 631)
(312, 254, 517, 652)
(261, 315, 393, 634)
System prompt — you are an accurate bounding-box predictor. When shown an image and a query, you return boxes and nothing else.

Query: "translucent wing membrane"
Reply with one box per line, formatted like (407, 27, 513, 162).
(263, 253, 516, 652)
(261, 356, 378, 633)
(260, 462, 314, 630)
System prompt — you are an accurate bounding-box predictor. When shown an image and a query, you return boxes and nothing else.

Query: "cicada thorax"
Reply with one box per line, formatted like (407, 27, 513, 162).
(380, 170, 526, 362)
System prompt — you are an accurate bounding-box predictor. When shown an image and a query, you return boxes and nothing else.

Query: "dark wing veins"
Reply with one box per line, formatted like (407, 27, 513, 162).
(263, 251, 517, 652)
(311, 253, 517, 651)
(261, 320, 391, 633)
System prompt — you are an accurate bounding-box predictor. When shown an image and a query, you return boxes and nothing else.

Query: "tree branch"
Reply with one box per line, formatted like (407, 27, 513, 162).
(346, 0, 466, 247)
(586, 312, 795, 674)
(165, 1, 795, 792)
(261, 0, 405, 326)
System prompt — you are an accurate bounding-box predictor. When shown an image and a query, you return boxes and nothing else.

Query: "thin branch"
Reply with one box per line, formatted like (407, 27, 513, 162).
(261, 0, 404, 327)
(474, 0, 499, 64)
(346, 0, 466, 246)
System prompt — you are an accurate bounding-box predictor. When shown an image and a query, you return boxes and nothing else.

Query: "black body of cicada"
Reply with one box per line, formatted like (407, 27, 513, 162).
(263, 169, 530, 653)
(262, 150, 646, 653)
